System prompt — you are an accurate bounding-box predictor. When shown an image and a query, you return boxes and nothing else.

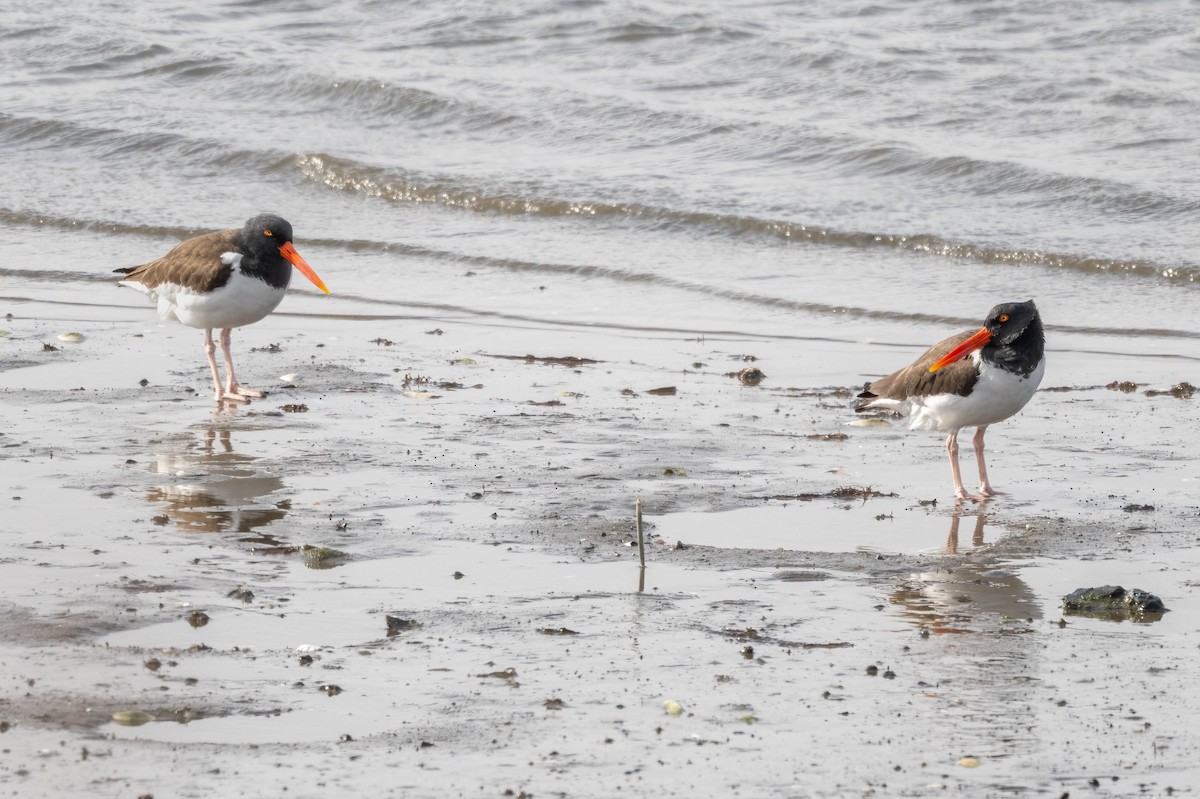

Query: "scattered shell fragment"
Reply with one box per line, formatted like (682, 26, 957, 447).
(279, 373, 298, 383)
(385, 616, 421, 635)
(403, 390, 437, 399)
(303, 545, 349, 568)
(57, 332, 84, 343)
(227, 587, 254, 604)
(663, 699, 684, 716)
(476, 668, 520, 687)
(736, 367, 766, 386)
(111, 710, 154, 726)
(958, 756, 980, 768)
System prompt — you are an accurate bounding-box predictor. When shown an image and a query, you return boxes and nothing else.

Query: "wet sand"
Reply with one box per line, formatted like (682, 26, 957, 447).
(2, 297, 1200, 798)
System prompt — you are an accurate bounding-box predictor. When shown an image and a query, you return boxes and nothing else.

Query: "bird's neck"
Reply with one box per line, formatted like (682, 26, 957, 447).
(983, 318, 1044, 377)
(235, 242, 293, 290)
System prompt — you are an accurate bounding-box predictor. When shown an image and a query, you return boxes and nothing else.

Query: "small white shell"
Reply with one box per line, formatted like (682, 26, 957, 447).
(849, 418, 892, 427)
(112, 710, 154, 726)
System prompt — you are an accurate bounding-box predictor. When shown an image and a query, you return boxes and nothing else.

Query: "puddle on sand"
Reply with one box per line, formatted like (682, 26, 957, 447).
(100, 537, 738, 655)
(143, 427, 289, 535)
(649, 498, 996, 555)
(891, 560, 1042, 632)
(98, 536, 874, 747)
(1017, 554, 1198, 628)
(890, 533, 1200, 634)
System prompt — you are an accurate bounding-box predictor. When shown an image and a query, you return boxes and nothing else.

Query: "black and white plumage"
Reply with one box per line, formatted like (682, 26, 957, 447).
(855, 300, 1045, 500)
(115, 214, 330, 405)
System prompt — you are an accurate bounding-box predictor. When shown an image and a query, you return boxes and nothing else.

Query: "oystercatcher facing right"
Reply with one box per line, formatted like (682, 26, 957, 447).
(115, 214, 330, 405)
(854, 300, 1045, 500)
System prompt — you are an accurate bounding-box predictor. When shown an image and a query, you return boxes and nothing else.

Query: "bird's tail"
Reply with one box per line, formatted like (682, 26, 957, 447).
(853, 384, 878, 412)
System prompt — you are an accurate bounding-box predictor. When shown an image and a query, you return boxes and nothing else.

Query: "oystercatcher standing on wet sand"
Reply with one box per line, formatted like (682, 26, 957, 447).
(854, 300, 1045, 501)
(115, 214, 330, 405)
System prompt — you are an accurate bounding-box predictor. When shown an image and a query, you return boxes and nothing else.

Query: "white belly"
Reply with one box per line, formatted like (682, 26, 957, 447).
(902, 355, 1044, 432)
(128, 270, 287, 331)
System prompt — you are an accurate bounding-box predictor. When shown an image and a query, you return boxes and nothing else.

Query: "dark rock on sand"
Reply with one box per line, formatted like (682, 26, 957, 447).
(1063, 585, 1168, 621)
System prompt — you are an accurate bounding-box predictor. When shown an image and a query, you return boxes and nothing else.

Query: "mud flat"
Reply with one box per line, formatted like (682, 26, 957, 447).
(1, 300, 1200, 798)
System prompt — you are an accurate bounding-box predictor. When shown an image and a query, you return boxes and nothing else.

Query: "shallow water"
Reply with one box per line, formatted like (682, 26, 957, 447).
(4, 0, 1200, 352)
(650, 498, 966, 554)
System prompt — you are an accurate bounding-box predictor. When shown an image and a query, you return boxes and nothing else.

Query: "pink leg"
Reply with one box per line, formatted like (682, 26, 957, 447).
(973, 426, 997, 497)
(203, 329, 225, 403)
(218, 328, 263, 403)
(945, 430, 970, 501)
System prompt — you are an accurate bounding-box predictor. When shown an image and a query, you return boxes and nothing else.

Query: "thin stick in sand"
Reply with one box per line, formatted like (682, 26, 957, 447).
(636, 498, 646, 592)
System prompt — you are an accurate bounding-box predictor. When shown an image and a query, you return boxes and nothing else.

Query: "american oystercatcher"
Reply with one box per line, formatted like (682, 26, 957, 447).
(854, 300, 1045, 500)
(115, 214, 330, 404)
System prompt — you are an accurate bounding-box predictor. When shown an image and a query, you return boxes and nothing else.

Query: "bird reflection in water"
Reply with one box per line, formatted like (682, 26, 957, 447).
(944, 508, 987, 555)
(145, 426, 288, 538)
(890, 509, 1041, 635)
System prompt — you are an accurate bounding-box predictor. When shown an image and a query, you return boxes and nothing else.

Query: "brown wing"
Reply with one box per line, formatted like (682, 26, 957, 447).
(114, 229, 238, 292)
(856, 330, 979, 408)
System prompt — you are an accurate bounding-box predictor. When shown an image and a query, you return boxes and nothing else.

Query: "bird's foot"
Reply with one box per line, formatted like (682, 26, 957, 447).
(953, 490, 993, 504)
(226, 383, 265, 400)
(217, 392, 252, 405)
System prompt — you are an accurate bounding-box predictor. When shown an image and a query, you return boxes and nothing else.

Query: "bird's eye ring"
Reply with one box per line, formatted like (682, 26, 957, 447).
(998, 313, 1009, 323)
(263, 229, 273, 237)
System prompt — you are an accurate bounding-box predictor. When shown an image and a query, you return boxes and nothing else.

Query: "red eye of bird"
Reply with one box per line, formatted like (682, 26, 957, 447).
(998, 313, 1009, 323)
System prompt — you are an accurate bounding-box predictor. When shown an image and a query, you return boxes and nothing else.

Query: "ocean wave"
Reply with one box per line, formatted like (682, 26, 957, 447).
(128, 56, 232, 82)
(0, 112, 293, 178)
(10, 35, 170, 77)
(0, 207, 193, 240)
(295, 152, 1199, 282)
(810, 140, 1200, 219)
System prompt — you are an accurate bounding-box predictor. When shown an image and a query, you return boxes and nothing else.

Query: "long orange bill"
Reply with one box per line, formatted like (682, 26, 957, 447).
(279, 241, 331, 295)
(929, 327, 991, 372)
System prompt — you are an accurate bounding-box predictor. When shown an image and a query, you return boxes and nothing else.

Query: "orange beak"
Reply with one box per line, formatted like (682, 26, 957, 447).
(279, 241, 331, 295)
(929, 327, 991, 372)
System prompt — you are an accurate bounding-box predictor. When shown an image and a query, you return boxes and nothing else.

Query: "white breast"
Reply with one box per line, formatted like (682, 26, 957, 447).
(899, 353, 1045, 432)
(129, 260, 288, 331)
